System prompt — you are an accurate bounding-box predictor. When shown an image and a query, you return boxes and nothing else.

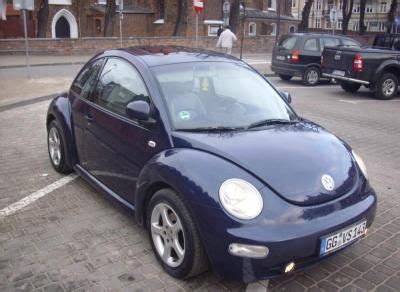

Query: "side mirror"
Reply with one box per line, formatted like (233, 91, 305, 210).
(280, 90, 292, 104)
(126, 100, 151, 121)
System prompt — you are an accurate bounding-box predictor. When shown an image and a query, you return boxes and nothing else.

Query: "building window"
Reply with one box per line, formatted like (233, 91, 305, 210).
(248, 22, 256, 36)
(316, 19, 321, 29)
(353, 3, 360, 13)
(326, 21, 332, 29)
(339, 0, 344, 9)
(95, 18, 102, 33)
(289, 25, 296, 33)
(270, 23, 277, 35)
(378, 21, 386, 31)
(337, 20, 342, 29)
(316, 0, 322, 11)
(266, 0, 277, 11)
(380, 2, 387, 13)
(49, 0, 72, 4)
(208, 25, 219, 37)
(352, 21, 359, 31)
(292, 0, 296, 8)
(366, 4, 373, 13)
(159, 0, 165, 19)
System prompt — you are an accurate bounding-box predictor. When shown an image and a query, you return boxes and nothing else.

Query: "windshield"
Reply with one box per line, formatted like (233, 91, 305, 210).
(152, 62, 297, 131)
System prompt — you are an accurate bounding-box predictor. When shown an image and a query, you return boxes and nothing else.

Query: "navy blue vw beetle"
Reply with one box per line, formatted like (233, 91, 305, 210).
(46, 47, 376, 282)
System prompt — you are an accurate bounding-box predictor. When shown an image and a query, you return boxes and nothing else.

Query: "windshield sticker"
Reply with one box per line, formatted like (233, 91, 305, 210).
(179, 111, 191, 121)
(201, 78, 209, 91)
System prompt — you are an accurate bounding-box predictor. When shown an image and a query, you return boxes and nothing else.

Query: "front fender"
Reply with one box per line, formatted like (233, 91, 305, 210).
(134, 148, 264, 227)
(46, 94, 78, 168)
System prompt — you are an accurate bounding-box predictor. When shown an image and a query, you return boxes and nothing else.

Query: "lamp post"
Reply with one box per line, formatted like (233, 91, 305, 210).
(240, 2, 246, 60)
(119, 0, 124, 48)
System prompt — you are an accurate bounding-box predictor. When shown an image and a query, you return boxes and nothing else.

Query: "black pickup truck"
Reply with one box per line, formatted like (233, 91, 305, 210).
(322, 34, 400, 99)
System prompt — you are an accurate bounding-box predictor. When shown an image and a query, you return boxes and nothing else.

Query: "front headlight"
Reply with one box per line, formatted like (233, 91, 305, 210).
(219, 178, 263, 220)
(352, 150, 368, 180)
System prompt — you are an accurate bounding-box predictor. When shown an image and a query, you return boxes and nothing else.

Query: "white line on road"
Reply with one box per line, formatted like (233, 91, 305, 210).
(0, 174, 78, 217)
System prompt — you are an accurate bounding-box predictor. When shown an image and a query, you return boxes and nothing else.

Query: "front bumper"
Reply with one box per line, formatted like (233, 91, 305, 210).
(194, 188, 377, 283)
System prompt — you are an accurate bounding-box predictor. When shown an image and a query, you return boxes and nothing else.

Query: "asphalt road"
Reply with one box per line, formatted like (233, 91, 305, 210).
(0, 77, 399, 291)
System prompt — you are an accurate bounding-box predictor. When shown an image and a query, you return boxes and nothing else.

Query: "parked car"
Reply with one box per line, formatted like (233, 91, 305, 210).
(46, 47, 376, 282)
(322, 33, 400, 99)
(271, 33, 361, 86)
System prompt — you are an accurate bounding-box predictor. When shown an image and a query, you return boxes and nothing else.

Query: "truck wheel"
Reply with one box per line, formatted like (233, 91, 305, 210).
(147, 188, 208, 279)
(340, 82, 361, 93)
(375, 73, 398, 100)
(279, 74, 292, 81)
(302, 67, 320, 86)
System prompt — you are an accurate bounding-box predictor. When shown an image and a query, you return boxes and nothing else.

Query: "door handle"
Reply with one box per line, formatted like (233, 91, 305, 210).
(84, 113, 94, 123)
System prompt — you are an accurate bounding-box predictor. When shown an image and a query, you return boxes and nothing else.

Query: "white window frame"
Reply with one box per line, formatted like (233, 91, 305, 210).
(49, 0, 72, 5)
(248, 22, 256, 36)
(270, 23, 277, 36)
(380, 2, 387, 13)
(267, 0, 277, 11)
(337, 20, 342, 29)
(366, 4, 373, 13)
(316, 19, 321, 29)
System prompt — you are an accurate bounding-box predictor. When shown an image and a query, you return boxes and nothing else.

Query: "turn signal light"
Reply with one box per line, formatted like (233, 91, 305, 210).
(353, 54, 364, 73)
(291, 49, 300, 63)
(284, 262, 295, 273)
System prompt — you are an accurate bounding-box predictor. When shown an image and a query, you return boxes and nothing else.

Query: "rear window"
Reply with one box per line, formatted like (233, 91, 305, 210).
(304, 38, 319, 52)
(279, 36, 298, 50)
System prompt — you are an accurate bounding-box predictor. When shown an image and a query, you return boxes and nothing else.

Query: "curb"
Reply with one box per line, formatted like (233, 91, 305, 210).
(0, 94, 55, 113)
(0, 61, 86, 70)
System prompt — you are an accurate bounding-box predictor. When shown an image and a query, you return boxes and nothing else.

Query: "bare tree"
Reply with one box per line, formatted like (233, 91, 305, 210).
(229, 0, 241, 33)
(342, 0, 354, 35)
(359, 0, 367, 35)
(173, 0, 187, 36)
(298, 0, 314, 32)
(104, 0, 116, 37)
(37, 0, 49, 38)
(387, 0, 398, 33)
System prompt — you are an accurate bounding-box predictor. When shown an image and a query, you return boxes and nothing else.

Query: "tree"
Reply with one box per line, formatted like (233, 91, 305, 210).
(387, 0, 398, 33)
(359, 0, 367, 35)
(173, 0, 187, 36)
(298, 0, 314, 32)
(104, 0, 116, 37)
(342, 0, 354, 35)
(37, 0, 49, 38)
(229, 0, 241, 33)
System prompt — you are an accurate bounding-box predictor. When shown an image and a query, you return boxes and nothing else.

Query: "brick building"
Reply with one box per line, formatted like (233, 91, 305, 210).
(0, 0, 297, 39)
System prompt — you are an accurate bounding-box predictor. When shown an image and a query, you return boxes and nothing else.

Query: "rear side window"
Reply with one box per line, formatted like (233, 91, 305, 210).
(93, 58, 150, 118)
(279, 36, 298, 50)
(303, 38, 319, 52)
(71, 59, 104, 99)
(320, 38, 340, 51)
(342, 38, 360, 47)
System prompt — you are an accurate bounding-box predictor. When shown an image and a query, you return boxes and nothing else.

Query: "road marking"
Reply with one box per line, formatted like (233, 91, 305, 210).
(247, 61, 271, 65)
(339, 99, 400, 104)
(339, 99, 359, 104)
(0, 174, 78, 217)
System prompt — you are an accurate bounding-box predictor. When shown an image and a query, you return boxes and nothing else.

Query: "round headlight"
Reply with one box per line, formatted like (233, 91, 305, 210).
(219, 179, 263, 220)
(352, 150, 368, 180)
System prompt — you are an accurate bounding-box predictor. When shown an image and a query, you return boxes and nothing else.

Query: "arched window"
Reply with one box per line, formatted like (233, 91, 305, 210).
(270, 23, 277, 36)
(264, 0, 277, 11)
(51, 9, 78, 38)
(289, 25, 296, 33)
(248, 22, 256, 36)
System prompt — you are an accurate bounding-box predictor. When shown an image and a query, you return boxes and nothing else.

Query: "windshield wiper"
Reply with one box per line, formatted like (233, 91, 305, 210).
(177, 126, 245, 132)
(247, 119, 296, 129)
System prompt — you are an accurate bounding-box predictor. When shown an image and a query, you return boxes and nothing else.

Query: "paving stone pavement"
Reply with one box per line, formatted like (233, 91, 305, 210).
(0, 77, 399, 291)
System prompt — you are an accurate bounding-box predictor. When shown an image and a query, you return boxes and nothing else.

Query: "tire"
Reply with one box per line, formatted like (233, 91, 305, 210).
(340, 82, 361, 93)
(279, 74, 293, 81)
(302, 67, 320, 86)
(147, 189, 208, 279)
(47, 120, 73, 174)
(374, 73, 398, 100)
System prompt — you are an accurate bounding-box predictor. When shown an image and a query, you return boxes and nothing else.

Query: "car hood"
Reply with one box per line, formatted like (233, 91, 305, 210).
(171, 121, 358, 206)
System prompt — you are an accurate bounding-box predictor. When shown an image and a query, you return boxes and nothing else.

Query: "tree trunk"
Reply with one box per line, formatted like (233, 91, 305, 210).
(104, 0, 116, 37)
(173, 0, 187, 36)
(359, 0, 367, 35)
(298, 0, 314, 32)
(387, 0, 398, 33)
(228, 0, 241, 33)
(342, 0, 354, 35)
(37, 0, 49, 38)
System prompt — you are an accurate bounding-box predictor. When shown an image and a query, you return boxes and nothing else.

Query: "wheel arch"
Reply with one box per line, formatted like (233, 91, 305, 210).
(373, 62, 400, 85)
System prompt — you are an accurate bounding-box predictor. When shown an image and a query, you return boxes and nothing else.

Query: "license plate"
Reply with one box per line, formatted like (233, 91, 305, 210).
(276, 55, 285, 61)
(332, 70, 345, 76)
(320, 220, 367, 256)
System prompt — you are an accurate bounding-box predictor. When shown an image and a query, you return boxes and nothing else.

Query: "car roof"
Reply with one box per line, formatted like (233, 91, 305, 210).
(282, 33, 353, 38)
(117, 46, 242, 67)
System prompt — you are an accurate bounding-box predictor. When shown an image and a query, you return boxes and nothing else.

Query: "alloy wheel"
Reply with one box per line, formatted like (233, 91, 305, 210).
(307, 70, 319, 84)
(382, 79, 396, 97)
(48, 127, 61, 166)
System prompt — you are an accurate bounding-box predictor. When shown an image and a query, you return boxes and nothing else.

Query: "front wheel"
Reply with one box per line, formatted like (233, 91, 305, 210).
(374, 73, 398, 100)
(147, 189, 208, 279)
(47, 120, 72, 174)
(340, 82, 361, 93)
(302, 67, 320, 86)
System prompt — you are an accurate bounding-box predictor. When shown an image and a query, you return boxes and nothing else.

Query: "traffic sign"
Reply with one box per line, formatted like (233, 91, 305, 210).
(329, 8, 337, 23)
(193, 0, 204, 14)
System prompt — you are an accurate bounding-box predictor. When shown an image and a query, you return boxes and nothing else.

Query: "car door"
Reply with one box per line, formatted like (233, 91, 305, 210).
(83, 57, 164, 204)
(301, 37, 321, 65)
(70, 58, 105, 162)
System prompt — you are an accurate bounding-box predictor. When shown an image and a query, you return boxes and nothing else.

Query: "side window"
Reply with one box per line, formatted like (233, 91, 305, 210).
(71, 59, 104, 99)
(94, 58, 150, 118)
(303, 38, 319, 52)
(320, 38, 340, 51)
(342, 38, 360, 47)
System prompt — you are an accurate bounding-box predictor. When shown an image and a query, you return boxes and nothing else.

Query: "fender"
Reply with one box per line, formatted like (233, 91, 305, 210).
(372, 60, 400, 85)
(134, 148, 264, 227)
(46, 94, 78, 168)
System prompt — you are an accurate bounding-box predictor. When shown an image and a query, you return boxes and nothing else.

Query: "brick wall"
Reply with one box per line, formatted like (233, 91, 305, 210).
(0, 36, 276, 55)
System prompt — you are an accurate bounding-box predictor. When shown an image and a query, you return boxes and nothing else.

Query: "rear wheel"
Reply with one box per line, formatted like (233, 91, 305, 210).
(147, 189, 208, 279)
(340, 82, 361, 93)
(279, 74, 292, 81)
(47, 120, 72, 174)
(374, 73, 398, 100)
(302, 67, 320, 86)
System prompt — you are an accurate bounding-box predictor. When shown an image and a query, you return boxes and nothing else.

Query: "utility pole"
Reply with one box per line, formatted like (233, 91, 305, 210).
(275, 1, 281, 45)
(119, 0, 123, 48)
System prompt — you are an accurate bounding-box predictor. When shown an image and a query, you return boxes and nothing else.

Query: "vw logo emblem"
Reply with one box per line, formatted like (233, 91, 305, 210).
(321, 174, 335, 191)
